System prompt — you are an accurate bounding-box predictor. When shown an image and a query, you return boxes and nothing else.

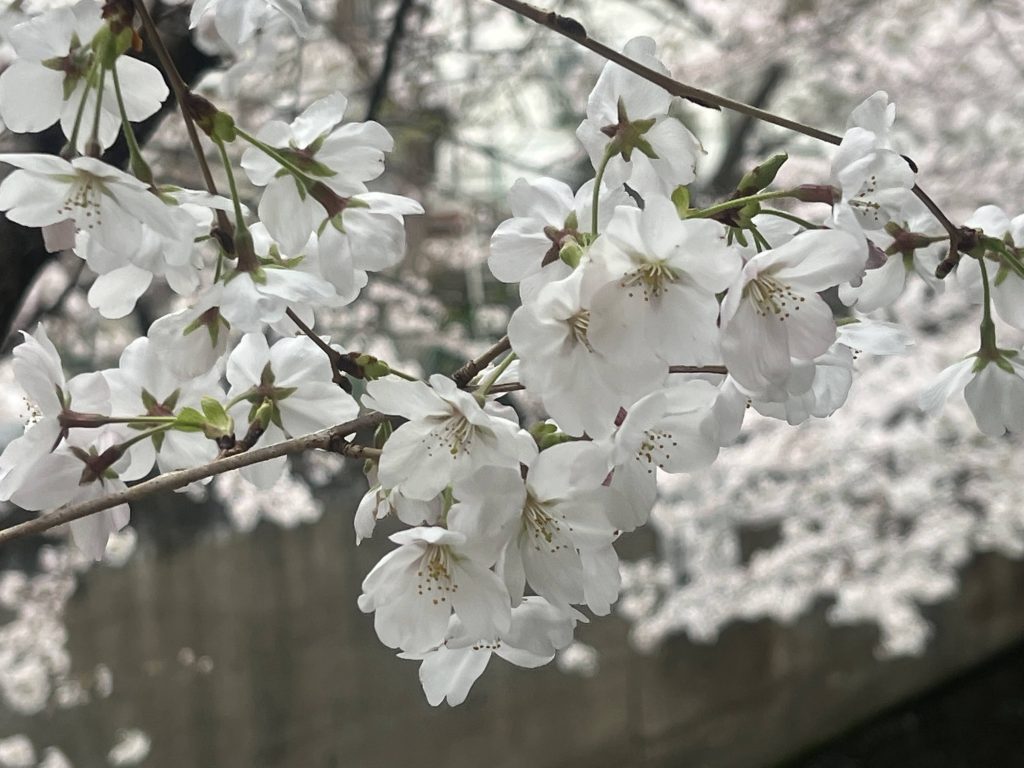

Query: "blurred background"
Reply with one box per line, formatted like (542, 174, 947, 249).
(1, 1, 1024, 765)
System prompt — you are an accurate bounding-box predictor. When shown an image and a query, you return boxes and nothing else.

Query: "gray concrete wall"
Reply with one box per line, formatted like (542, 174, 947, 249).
(4, 490, 1024, 768)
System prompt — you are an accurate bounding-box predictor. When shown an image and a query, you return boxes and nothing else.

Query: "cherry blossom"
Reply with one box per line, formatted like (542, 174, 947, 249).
(488, 176, 629, 299)
(190, 0, 309, 49)
(358, 526, 511, 654)
(720, 229, 866, 395)
(146, 290, 231, 379)
(103, 338, 222, 478)
(0, 1, 167, 152)
(576, 36, 701, 199)
(0, 154, 181, 260)
(225, 333, 359, 487)
(920, 351, 1024, 437)
(0, 325, 110, 503)
(362, 374, 532, 501)
(400, 598, 584, 706)
(509, 268, 664, 438)
(584, 196, 739, 366)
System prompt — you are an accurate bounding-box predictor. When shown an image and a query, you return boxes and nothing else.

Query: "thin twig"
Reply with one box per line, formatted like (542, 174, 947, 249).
(480, 364, 728, 396)
(334, 443, 383, 460)
(452, 335, 511, 387)
(484, 0, 964, 271)
(669, 364, 728, 375)
(0, 412, 388, 546)
(284, 308, 360, 390)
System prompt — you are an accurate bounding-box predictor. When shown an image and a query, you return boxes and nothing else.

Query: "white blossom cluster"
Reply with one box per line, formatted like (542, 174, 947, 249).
(0, 0, 1022, 708)
(620, 284, 1024, 658)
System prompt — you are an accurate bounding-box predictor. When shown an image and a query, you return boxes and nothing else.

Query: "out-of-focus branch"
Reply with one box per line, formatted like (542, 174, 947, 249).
(366, 0, 417, 121)
(708, 61, 788, 195)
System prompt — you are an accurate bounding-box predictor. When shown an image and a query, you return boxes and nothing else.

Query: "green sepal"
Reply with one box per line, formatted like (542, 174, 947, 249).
(200, 397, 234, 438)
(91, 27, 118, 69)
(559, 240, 584, 268)
(252, 399, 275, 430)
(736, 153, 788, 197)
(356, 354, 391, 381)
(141, 388, 159, 413)
(174, 407, 206, 432)
(671, 186, 691, 217)
(529, 422, 575, 450)
(211, 112, 237, 143)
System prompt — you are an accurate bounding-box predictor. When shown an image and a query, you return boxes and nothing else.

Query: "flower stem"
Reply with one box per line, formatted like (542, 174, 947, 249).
(476, 352, 517, 397)
(758, 208, 824, 231)
(85, 67, 106, 155)
(110, 63, 153, 184)
(116, 424, 173, 452)
(214, 138, 248, 236)
(591, 145, 614, 235)
(235, 127, 315, 183)
(66, 68, 96, 154)
(388, 367, 419, 381)
(977, 256, 998, 354)
(691, 189, 796, 219)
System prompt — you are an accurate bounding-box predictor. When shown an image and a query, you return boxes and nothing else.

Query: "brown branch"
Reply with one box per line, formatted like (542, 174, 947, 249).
(474, 364, 728, 396)
(669, 364, 728, 375)
(452, 335, 511, 387)
(0, 412, 388, 546)
(331, 442, 383, 460)
(484, 0, 965, 274)
(285, 307, 359, 391)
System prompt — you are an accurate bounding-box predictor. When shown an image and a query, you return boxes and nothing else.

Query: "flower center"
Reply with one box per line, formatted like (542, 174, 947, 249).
(60, 174, 104, 228)
(567, 310, 595, 352)
(633, 428, 678, 474)
(745, 274, 805, 320)
(620, 259, 678, 301)
(850, 173, 884, 224)
(523, 495, 569, 553)
(424, 414, 473, 458)
(416, 544, 458, 604)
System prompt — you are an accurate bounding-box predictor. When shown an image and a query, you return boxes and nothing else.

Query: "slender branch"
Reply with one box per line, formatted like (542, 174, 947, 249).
(483, 0, 964, 274)
(285, 308, 359, 390)
(452, 335, 511, 387)
(479, 364, 728, 396)
(486, 0, 846, 142)
(0, 412, 389, 546)
(335, 443, 383, 460)
(669, 364, 728, 375)
(486, 382, 525, 394)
